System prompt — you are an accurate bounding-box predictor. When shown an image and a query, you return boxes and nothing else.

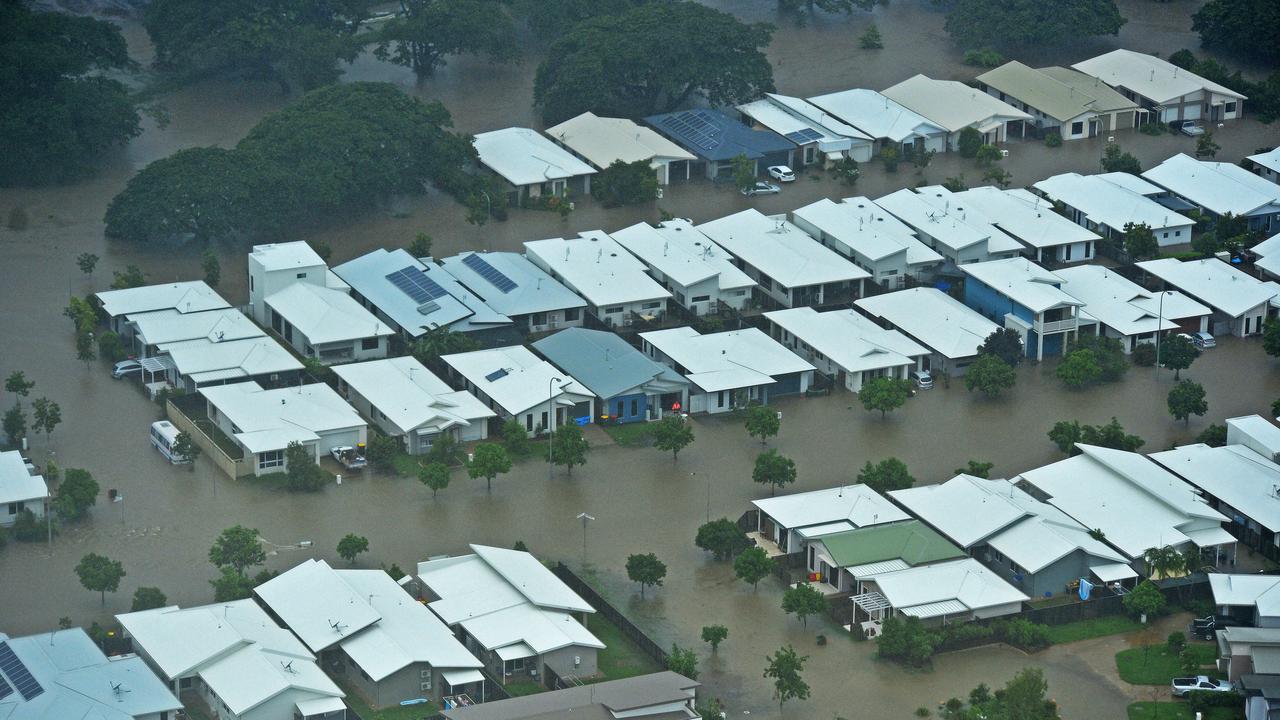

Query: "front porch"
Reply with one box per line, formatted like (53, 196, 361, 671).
(747, 531, 785, 558)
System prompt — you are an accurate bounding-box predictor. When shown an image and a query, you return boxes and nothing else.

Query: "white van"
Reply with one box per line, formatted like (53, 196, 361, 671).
(150, 421, 188, 464)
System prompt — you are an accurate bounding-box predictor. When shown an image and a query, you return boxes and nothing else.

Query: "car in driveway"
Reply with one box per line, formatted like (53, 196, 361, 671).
(1171, 675, 1233, 697)
(767, 165, 795, 182)
(1177, 120, 1206, 136)
(741, 181, 781, 196)
(1185, 331, 1216, 349)
(911, 370, 933, 390)
(112, 359, 143, 379)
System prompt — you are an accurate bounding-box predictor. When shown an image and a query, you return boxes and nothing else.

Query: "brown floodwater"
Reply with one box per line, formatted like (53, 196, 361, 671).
(2, 2, 1278, 717)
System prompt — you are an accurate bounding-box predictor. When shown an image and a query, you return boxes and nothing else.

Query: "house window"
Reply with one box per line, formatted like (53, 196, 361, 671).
(540, 412, 548, 430)
(641, 301, 662, 309)
(8, 502, 22, 515)
(249, 276, 254, 292)
(1071, 121, 1084, 135)
(270, 310, 283, 333)
(361, 337, 379, 350)
(531, 312, 547, 326)
(1226, 102, 1237, 113)
(296, 272, 307, 279)
(1162, 232, 1169, 239)
(525, 414, 533, 431)
(990, 548, 1004, 563)
(565, 308, 580, 321)
(604, 307, 623, 314)
(630, 399, 638, 417)
(258, 449, 285, 470)
(284, 323, 293, 343)
(691, 295, 710, 303)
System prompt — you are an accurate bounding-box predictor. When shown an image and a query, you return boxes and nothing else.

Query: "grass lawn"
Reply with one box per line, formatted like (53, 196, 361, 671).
(588, 614, 663, 682)
(1029, 594, 1079, 609)
(392, 452, 422, 477)
(503, 680, 544, 697)
(335, 677, 437, 720)
(1115, 643, 1219, 685)
(601, 423, 655, 448)
(1127, 702, 1240, 720)
(1044, 615, 1146, 644)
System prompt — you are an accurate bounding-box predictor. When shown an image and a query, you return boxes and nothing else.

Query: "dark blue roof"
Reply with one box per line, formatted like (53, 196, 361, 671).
(644, 109, 795, 162)
(532, 328, 688, 401)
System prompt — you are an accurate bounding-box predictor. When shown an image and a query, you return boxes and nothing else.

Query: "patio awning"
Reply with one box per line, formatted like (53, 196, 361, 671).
(495, 642, 536, 661)
(1186, 526, 1237, 548)
(1091, 562, 1139, 583)
(847, 559, 910, 578)
(852, 591, 891, 614)
(442, 669, 485, 687)
(977, 121, 1004, 134)
(900, 600, 968, 619)
(295, 697, 346, 717)
(797, 521, 854, 540)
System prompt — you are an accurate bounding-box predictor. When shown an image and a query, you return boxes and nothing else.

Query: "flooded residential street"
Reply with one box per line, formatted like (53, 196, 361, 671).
(2, 1, 1278, 716)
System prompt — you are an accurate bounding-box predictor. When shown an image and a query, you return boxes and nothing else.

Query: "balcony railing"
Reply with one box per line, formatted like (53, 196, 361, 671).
(1035, 318, 1078, 334)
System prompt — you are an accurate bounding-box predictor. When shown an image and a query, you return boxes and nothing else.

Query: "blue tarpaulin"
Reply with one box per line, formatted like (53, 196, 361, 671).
(934, 281, 951, 292)
(574, 416, 590, 426)
(1078, 578, 1094, 601)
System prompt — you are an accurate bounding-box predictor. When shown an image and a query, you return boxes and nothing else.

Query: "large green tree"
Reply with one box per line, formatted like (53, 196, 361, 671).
(76, 553, 126, 607)
(468, 443, 512, 492)
(508, 0, 651, 43)
(943, 0, 1124, 51)
(763, 645, 810, 710)
(980, 328, 1024, 366)
(143, 0, 369, 92)
(533, 2, 775, 124)
(781, 583, 826, 628)
(1193, 0, 1280, 66)
(209, 525, 266, 576)
(1160, 334, 1200, 380)
(591, 160, 659, 208)
(1122, 222, 1159, 261)
(695, 518, 751, 560)
(1168, 380, 1207, 426)
(55, 468, 99, 521)
(744, 404, 781, 445)
(652, 415, 694, 461)
(1056, 349, 1101, 389)
(550, 424, 590, 476)
(860, 376, 910, 418)
(373, 0, 518, 80)
(753, 449, 797, 496)
(625, 552, 667, 598)
(856, 458, 915, 494)
(734, 546, 773, 590)
(0, 2, 141, 186)
(964, 354, 1016, 398)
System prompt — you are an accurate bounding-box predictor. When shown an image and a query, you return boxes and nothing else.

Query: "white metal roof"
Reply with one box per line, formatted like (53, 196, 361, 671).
(96, 280, 228, 319)
(1228, 415, 1280, 459)
(846, 558, 911, 578)
(1096, 171, 1165, 197)
(696, 209, 870, 288)
(1017, 444, 1226, 559)
(1092, 563, 1139, 583)
(1137, 257, 1280, 318)
(197, 643, 342, 717)
(441, 345, 591, 417)
(440, 668, 486, 687)
(956, 186, 1100, 250)
(882, 74, 1031, 132)
(1151, 443, 1280, 533)
(1249, 148, 1280, 175)
(807, 88, 946, 142)
(751, 484, 909, 530)
(438, 251, 586, 317)
(0, 450, 47, 506)
(640, 326, 815, 393)
(198, 382, 364, 454)
(543, 112, 694, 170)
(610, 220, 756, 292)
(1055, 264, 1210, 336)
(791, 197, 942, 265)
(1210, 574, 1280, 617)
(253, 559, 381, 653)
(737, 97, 854, 152)
(875, 188, 1024, 255)
(1072, 49, 1246, 105)
(331, 357, 493, 436)
(130, 308, 264, 347)
(1142, 153, 1280, 218)
(158, 335, 302, 385)
(856, 288, 999, 360)
(867, 558, 1028, 614)
(473, 127, 597, 186)
(960, 258, 1084, 313)
(1034, 172, 1194, 233)
(761, 93, 874, 141)
(249, 241, 325, 272)
(472, 544, 596, 613)
(524, 233, 672, 308)
(265, 283, 393, 345)
(765, 307, 927, 374)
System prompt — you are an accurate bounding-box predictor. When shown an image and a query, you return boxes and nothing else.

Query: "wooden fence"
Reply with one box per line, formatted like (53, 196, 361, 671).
(552, 563, 669, 668)
(165, 398, 252, 478)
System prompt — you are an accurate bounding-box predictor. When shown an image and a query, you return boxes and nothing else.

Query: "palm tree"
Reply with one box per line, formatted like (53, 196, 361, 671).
(1143, 545, 1182, 581)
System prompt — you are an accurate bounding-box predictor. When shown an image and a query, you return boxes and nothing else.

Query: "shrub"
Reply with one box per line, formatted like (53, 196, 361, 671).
(1140, 122, 1166, 136)
(11, 509, 44, 542)
(1044, 132, 1062, 148)
(880, 146, 900, 172)
(962, 48, 1004, 68)
(1131, 343, 1157, 367)
(1167, 631, 1186, 653)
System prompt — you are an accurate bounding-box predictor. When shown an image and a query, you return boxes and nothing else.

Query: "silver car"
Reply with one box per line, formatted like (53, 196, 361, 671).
(740, 181, 781, 196)
(111, 359, 143, 379)
(911, 370, 933, 390)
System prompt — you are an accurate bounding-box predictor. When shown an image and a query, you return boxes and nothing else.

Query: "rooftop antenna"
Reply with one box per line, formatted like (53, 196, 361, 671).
(281, 660, 297, 674)
(328, 619, 348, 636)
(111, 682, 131, 701)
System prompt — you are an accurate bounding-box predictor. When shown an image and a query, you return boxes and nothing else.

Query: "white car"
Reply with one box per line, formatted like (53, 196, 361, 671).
(111, 359, 143, 379)
(1171, 675, 1233, 697)
(911, 370, 933, 390)
(767, 165, 796, 182)
(741, 181, 781, 196)
(1178, 120, 1205, 136)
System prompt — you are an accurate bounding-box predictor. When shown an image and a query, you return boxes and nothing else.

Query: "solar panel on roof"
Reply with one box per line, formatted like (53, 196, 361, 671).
(386, 266, 448, 304)
(785, 128, 823, 144)
(484, 368, 509, 382)
(0, 673, 12, 701)
(462, 254, 518, 294)
(661, 111, 721, 152)
(0, 642, 43, 701)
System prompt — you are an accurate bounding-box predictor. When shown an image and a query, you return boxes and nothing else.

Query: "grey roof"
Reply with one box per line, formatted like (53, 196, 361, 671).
(440, 672, 699, 720)
(438, 251, 586, 318)
(977, 61, 1137, 122)
(533, 328, 688, 401)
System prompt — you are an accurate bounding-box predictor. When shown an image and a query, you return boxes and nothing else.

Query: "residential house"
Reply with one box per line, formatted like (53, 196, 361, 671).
(952, 186, 1102, 264)
(790, 197, 943, 288)
(416, 545, 605, 685)
(473, 127, 596, 204)
(1208, 574, 1280, 628)
(543, 112, 695, 185)
(875, 187, 1025, 266)
(254, 560, 486, 708)
(199, 381, 366, 477)
(0, 628, 182, 720)
(156, 335, 303, 393)
(764, 307, 928, 393)
(1016, 443, 1234, 568)
(437, 251, 587, 335)
(0, 450, 47, 529)
(976, 61, 1140, 140)
(260, 283, 393, 365)
(890, 474, 1133, 599)
(610, 220, 756, 315)
(1217, 627, 1280, 684)
(960, 258, 1090, 360)
(128, 309, 263, 361)
(1073, 49, 1245, 125)
(532, 328, 689, 423)
(1252, 233, 1280, 280)
(1055, 264, 1211, 352)
(246, 241, 350, 327)
(523, 233, 671, 328)
(1033, 172, 1195, 248)
(1227, 415, 1280, 462)
(116, 599, 347, 720)
(855, 288, 1000, 377)
(882, 74, 1032, 149)
(806, 520, 966, 595)
(737, 93, 875, 165)
(440, 672, 700, 720)
(644, 109, 794, 180)
(1247, 147, 1280, 185)
(807, 88, 948, 155)
(440, 345, 594, 436)
(1242, 673, 1280, 720)
(696, 209, 870, 307)
(639, 327, 814, 414)
(1137, 257, 1280, 336)
(96, 281, 229, 338)
(851, 558, 1028, 628)
(333, 249, 513, 341)
(1143, 153, 1280, 234)
(331, 357, 494, 454)
(748, 485, 910, 558)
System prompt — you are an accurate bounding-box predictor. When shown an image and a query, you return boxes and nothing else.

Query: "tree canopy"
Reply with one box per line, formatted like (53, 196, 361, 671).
(468, 442, 512, 491)
(550, 424, 590, 475)
(533, 2, 775, 124)
(209, 524, 266, 576)
(943, 0, 1124, 51)
(0, 2, 141, 186)
(964, 354, 1016, 398)
(54, 468, 98, 521)
(1056, 349, 1101, 389)
(753, 449, 797, 495)
(857, 458, 915, 494)
(781, 583, 826, 628)
(1193, 0, 1280, 66)
(373, 0, 518, 80)
(337, 533, 370, 565)
(626, 552, 667, 597)
(1161, 334, 1199, 379)
(695, 518, 751, 560)
(734, 546, 773, 590)
(591, 159, 659, 207)
(76, 553, 125, 606)
(1168, 380, 1207, 426)
(508, 0, 652, 43)
(763, 645, 810, 709)
(860, 376, 910, 418)
(653, 415, 695, 461)
(744, 404, 781, 445)
(980, 328, 1024, 366)
(1122, 222, 1159, 261)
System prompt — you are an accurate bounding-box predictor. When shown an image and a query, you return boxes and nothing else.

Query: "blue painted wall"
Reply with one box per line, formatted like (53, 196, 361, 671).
(964, 278, 1033, 325)
(607, 393, 649, 423)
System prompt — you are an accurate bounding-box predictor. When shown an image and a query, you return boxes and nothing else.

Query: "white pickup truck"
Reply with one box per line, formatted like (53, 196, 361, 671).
(1171, 675, 1233, 697)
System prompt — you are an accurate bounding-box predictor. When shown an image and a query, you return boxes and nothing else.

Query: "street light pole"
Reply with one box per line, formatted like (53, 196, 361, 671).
(548, 377, 561, 479)
(576, 512, 594, 567)
(1155, 290, 1168, 380)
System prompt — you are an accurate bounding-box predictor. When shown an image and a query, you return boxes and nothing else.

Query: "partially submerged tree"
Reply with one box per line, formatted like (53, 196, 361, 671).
(468, 442, 512, 492)
(418, 462, 450, 499)
(549, 424, 589, 476)
(373, 0, 518, 80)
(1167, 380, 1208, 426)
(695, 518, 751, 561)
(701, 624, 728, 652)
(734, 546, 773, 590)
(337, 534, 370, 565)
(781, 583, 827, 628)
(209, 525, 266, 576)
(763, 645, 811, 710)
(626, 552, 667, 598)
(652, 415, 694, 461)
(859, 377, 910, 418)
(744, 404, 781, 445)
(964, 354, 1016, 398)
(857, 458, 915, 494)
(76, 553, 125, 606)
(753, 450, 797, 496)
